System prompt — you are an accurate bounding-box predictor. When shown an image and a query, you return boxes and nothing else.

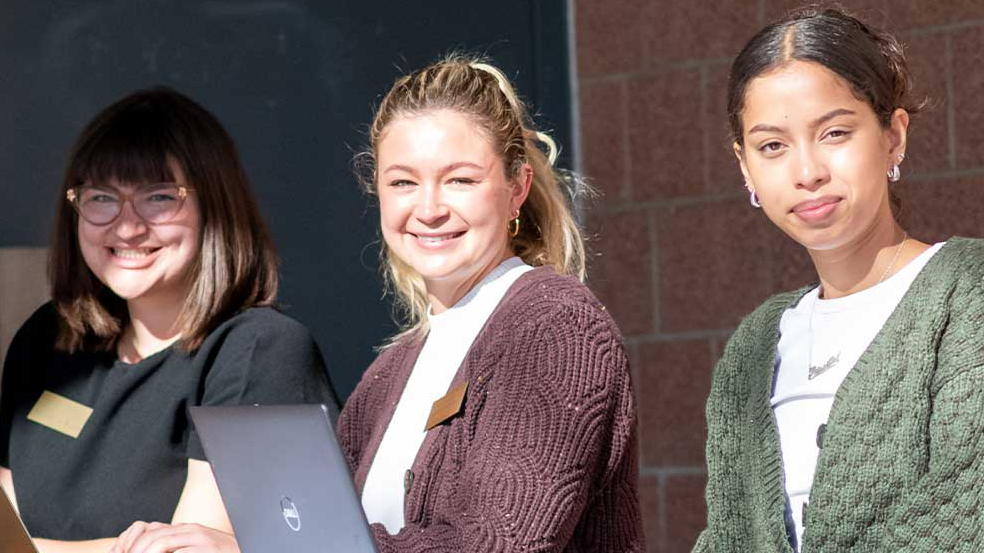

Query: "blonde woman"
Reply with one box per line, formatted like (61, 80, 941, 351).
(336, 55, 643, 552)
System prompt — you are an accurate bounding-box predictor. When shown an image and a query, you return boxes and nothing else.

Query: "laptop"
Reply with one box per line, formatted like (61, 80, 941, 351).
(0, 485, 37, 553)
(189, 404, 377, 553)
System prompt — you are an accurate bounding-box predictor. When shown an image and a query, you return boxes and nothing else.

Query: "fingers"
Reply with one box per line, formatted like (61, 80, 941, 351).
(128, 524, 200, 553)
(111, 521, 168, 553)
(121, 523, 237, 553)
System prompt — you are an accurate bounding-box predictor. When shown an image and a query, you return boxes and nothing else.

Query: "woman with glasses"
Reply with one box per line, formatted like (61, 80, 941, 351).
(0, 87, 337, 553)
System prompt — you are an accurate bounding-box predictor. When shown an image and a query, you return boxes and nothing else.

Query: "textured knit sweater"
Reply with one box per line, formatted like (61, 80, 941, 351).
(337, 267, 644, 552)
(694, 237, 984, 553)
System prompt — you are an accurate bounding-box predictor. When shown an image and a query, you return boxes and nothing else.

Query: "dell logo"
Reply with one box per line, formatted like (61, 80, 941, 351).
(281, 496, 301, 532)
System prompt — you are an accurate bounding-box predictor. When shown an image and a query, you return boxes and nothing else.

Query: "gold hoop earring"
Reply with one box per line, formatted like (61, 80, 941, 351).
(508, 210, 521, 238)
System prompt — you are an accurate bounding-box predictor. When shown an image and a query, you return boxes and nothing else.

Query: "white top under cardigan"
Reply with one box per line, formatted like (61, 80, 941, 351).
(772, 242, 943, 550)
(360, 257, 533, 534)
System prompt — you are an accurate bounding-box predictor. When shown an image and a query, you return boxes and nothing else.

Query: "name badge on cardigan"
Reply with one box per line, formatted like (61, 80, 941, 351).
(424, 381, 469, 431)
(27, 391, 93, 439)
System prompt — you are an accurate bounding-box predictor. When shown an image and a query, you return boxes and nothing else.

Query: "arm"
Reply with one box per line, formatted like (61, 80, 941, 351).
(872, 368, 984, 551)
(858, 282, 984, 552)
(22, 459, 236, 553)
(171, 459, 233, 530)
(32, 539, 117, 553)
(0, 310, 118, 553)
(374, 303, 640, 552)
(337, 348, 403, 473)
(109, 459, 237, 553)
(690, 333, 752, 553)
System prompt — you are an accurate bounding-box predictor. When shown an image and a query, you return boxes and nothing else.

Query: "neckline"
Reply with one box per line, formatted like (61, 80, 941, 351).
(111, 343, 175, 368)
(427, 257, 528, 325)
(809, 242, 944, 314)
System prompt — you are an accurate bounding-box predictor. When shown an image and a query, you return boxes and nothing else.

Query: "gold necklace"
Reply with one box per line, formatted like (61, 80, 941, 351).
(877, 232, 909, 285)
(807, 232, 909, 380)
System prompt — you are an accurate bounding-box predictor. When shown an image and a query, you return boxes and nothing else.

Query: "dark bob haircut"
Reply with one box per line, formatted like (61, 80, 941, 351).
(727, 5, 925, 147)
(51, 86, 279, 352)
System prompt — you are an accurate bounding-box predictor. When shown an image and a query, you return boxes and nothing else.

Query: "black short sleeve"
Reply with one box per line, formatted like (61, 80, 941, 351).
(185, 308, 338, 459)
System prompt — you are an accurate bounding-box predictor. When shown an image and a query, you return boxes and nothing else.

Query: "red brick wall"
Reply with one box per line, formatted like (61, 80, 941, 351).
(574, 1, 984, 551)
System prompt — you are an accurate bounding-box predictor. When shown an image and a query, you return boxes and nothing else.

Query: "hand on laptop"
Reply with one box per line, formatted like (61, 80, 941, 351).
(109, 521, 239, 553)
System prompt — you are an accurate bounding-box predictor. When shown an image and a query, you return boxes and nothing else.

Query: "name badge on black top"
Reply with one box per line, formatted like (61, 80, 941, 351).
(424, 381, 469, 431)
(27, 391, 93, 439)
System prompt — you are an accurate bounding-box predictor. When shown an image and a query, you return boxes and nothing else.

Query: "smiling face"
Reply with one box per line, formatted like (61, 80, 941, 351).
(736, 60, 907, 252)
(376, 109, 530, 308)
(77, 162, 201, 307)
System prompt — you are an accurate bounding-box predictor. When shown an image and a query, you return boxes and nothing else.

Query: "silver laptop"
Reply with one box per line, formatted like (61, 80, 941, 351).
(189, 404, 377, 553)
(0, 485, 37, 553)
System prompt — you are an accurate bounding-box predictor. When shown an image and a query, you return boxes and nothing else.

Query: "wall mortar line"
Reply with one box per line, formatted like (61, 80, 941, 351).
(648, 209, 661, 334)
(907, 19, 984, 38)
(621, 78, 632, 201)
(641, 466, 707, 477)
(625, 328, 736, 346)
(945, 32, 957, 170)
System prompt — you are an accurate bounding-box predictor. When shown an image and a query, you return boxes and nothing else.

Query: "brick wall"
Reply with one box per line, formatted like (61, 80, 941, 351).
(574, 1, 984, 551)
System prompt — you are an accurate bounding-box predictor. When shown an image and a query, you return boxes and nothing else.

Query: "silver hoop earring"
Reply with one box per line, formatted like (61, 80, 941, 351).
(888, 164, 901, 183)
(750, 190, 761, 208)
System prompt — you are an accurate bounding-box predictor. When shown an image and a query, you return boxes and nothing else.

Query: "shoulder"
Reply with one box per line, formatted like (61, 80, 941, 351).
(2, 302, 60, 388)
(726, 288, 807, 352)
(496, 267, 617, 336)
(359, 337, 420, 386)
(928, 238, 984, 290)
(920, 239, 984, 381)
(202, 306, 317, 350)
(486, 267, 629, 385)
(213, 306, 313, 336)
(712, 287, 808, 389)
(908, 239, 984, 335)
(195, 306, 325, 377)
(7, 301, 59, 352)
(196, 307, 332, 405)
(19, 301, 58, 333)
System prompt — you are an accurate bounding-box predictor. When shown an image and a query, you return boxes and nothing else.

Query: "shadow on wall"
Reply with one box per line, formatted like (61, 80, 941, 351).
(0, 248, 49, 375)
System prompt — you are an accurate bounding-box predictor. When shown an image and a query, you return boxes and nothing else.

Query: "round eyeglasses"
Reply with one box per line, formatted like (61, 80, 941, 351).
(66, 184, 192, 226)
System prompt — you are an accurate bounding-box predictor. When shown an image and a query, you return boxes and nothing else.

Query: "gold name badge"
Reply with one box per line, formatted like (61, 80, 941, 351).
(424, 381, 469, 432)
(27, 391, 93, 439)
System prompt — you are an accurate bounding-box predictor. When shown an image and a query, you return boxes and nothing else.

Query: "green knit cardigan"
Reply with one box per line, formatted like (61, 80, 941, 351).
(694, 237, 984, 552)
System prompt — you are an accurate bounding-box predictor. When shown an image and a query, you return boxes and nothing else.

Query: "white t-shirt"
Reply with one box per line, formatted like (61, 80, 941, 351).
(772, 242, 943, 550)
(361, 257, 533, 534)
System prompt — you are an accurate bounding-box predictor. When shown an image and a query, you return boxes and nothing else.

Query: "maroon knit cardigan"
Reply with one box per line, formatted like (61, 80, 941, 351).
(337, 267, 644, 552)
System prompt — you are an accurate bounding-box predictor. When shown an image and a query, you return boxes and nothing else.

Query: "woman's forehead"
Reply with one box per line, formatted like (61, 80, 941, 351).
(378, 111, 498, 166)
(742, 61, 870, 129)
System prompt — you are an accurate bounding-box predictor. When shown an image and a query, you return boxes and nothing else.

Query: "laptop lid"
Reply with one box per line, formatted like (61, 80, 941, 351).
(189, 404, 377, 553)
(0, 485, 37, 553)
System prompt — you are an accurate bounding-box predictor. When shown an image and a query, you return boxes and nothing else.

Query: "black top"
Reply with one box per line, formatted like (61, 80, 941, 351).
(0, 302, 338, 540)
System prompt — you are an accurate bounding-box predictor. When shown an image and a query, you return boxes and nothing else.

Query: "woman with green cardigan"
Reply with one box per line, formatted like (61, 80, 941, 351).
(695, 7, 983, 552)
